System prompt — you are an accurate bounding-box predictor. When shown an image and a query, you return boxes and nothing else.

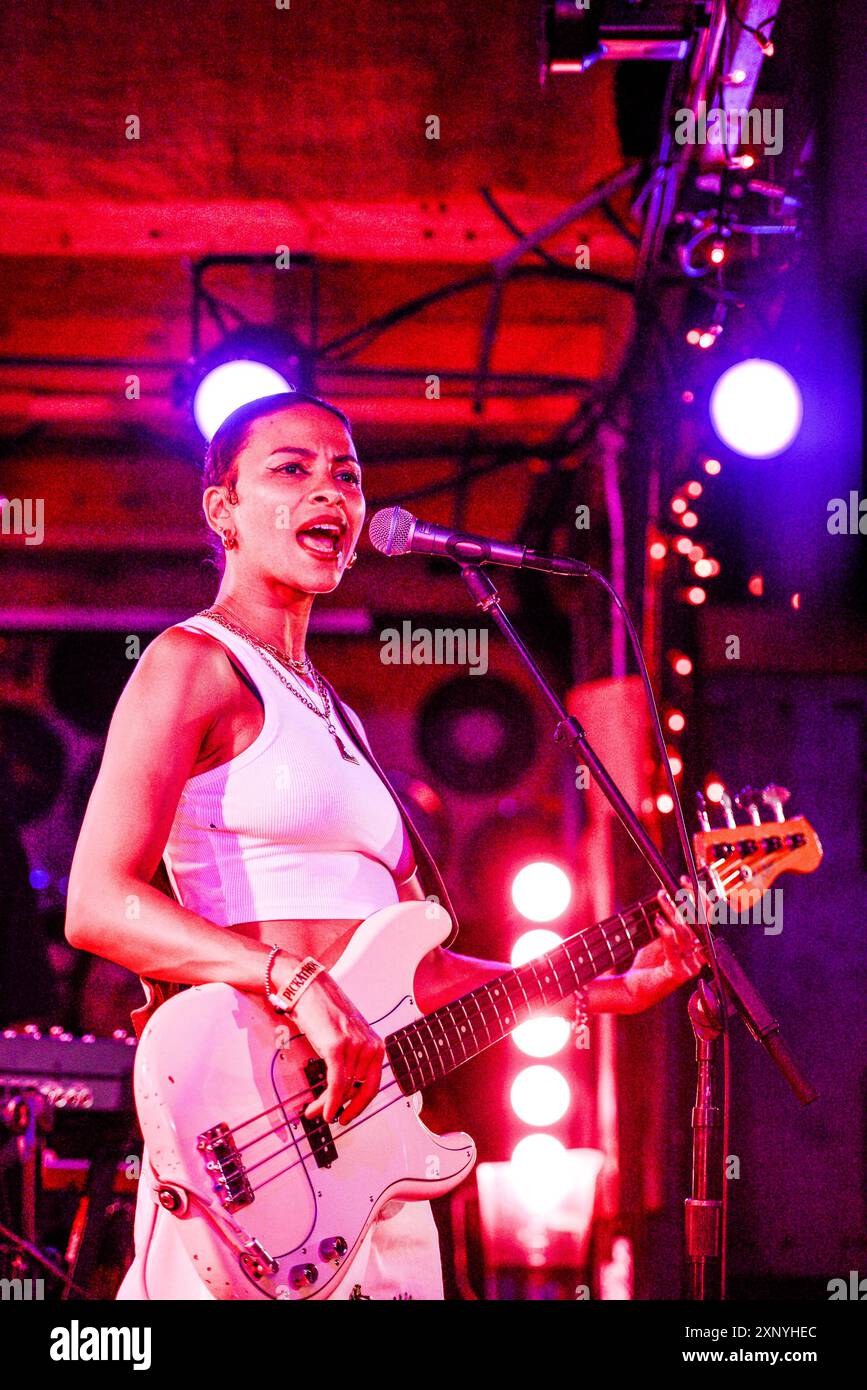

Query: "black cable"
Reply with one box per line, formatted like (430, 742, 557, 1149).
(320, 263, 637, 363)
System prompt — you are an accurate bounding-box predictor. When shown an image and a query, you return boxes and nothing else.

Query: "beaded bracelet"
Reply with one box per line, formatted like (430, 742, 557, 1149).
(266, 953, 325, 1016)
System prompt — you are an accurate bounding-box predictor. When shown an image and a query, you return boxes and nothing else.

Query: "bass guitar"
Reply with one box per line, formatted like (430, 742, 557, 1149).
(134, 801, 821, 1299)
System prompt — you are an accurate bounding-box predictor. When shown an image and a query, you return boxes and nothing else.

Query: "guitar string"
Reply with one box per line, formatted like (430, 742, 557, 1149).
(229, 906, 663, 1188)
(226, 862, 741, 1152)
(211, 906, 654, 1194)
(210, 852, 762, 1188)
(208, 853, 772, 1197)
(224, 899, 658, 1148)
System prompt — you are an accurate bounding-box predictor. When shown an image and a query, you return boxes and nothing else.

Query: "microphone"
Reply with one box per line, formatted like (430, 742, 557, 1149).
(368, 506, 591, 576)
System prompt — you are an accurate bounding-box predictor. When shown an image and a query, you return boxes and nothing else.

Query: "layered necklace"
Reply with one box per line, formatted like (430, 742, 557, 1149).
(196, 605, 360, 764)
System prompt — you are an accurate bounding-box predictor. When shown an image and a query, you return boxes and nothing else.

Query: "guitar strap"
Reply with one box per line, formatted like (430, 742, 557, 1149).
(131, 682, 459, 1040)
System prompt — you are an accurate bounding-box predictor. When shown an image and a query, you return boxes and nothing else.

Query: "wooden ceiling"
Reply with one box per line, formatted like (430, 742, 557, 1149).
(0, 0, 641, 605)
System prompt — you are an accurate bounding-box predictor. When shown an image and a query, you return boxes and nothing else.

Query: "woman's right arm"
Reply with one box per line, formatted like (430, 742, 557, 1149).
(65, 627, 303, 989)
(65, 627, 385, 1125)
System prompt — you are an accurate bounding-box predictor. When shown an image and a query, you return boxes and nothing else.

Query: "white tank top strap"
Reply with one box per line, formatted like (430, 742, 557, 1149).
(175, 613, 297, 702)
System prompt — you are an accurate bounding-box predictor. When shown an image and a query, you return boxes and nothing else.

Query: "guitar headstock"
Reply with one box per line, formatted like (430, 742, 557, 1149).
(693, 783, 822, 913)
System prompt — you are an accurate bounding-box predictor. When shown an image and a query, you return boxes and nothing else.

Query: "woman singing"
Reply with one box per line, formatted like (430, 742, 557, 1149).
(65, 392, 704, 1300)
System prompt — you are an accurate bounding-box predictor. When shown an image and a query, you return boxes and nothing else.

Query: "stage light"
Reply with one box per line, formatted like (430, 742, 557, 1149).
(189, 327, 313, 441)
(748, 573, 764, 596)
(666, 749, 683, 777)
(698, 331, 717, 349)
(512, 1016, 572, 1058)
(703, 457, 722, 475)
(675, 536, 693, 555)
(791, 592, 801, 610)
(686, 329, 702, 346)
(710, 241, 726, 266)
(193, 359, 293, 441)
(509, 1135, 571, 1214)
(649, 539, 668, 561)
(656, 793, 674, 815)
(735, 153, 755, 170)
(682, 390, 695, 404)
(511, 862, 572, 923)
(686, 481, 703, 499)
(510, 1065, 570, 1127)
(688, 545, 704, 562)
(686, 585, 707, 605)
(710, 358, 803, 459)
(510, 928, 562, 967)
(681, 510, 699, 529)
(705, 778, 725, 803)
(726, 68, 747, 85)
(694, 558, 714, 578)
(671, 496, 688, 515)
(670, 652, 693, 676)
(667, 710, 686, 733)
(705, 558, 721, 577)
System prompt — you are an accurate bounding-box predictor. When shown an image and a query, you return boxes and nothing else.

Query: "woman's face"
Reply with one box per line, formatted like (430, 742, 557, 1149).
(209, 404, 365, 596)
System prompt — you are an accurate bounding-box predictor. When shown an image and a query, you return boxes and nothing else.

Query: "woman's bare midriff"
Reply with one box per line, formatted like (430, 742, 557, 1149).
(232, 917, 366, 973)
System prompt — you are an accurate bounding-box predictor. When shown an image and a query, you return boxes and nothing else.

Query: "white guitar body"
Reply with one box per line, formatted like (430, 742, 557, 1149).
(134, 902, 476, 1300)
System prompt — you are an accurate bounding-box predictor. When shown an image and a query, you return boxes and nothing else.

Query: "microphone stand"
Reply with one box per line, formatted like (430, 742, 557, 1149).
(457, 563, 818, 1299)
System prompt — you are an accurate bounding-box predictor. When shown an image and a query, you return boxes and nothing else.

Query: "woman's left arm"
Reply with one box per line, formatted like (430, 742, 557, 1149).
(412, 889, 706, 1017)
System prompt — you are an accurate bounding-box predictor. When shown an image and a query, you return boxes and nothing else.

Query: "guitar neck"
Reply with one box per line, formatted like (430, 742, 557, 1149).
(386, 893, 661, 1095)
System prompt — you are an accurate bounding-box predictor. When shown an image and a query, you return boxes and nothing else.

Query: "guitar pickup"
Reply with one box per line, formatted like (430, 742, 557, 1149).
(300, 1058, 338, 1169)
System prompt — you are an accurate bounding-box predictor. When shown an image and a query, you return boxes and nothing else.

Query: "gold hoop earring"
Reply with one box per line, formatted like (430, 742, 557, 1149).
(220, 530, 238, 551)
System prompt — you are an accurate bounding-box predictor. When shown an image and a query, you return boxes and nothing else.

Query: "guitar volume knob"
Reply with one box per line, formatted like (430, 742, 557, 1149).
(318, 1236, 348, 1263)
(289, 1263, 319, 1289)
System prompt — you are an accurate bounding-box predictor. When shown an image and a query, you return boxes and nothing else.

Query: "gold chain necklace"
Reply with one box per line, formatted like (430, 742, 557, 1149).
(196, 606, 360, 764)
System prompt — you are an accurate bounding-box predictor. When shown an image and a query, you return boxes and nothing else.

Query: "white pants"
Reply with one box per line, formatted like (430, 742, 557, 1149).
(116, 1145, 444, 1301)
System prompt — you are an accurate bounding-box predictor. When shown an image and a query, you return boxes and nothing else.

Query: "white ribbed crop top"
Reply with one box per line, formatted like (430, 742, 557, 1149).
(161, 615, 414, 924)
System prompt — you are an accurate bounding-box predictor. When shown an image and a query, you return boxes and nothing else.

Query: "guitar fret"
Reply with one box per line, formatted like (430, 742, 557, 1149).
(387, 891, 670, 1095)
(434, 1011, 460, 1074)
(390, 1032, 415, 1094)
(422, 1016, 449, 1083)
(454, 998, 473, 1056)
(486, 983, 506, 1035)
(413, 1023, 437, 1088)
(444, 1000, 469, 1061)
(469, 989, 492, 1047)
(513, 969, 532, 1019)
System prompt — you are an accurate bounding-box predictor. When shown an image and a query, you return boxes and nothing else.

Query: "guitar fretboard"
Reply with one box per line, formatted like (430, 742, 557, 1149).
(386, 895, 660, 1095)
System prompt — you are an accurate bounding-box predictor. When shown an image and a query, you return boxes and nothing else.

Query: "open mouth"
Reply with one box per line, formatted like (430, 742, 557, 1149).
(295, 522, 345, 559)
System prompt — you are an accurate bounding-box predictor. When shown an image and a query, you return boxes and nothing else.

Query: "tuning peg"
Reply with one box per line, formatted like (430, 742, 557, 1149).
(695, 790, 711, 831)
(734, 786, 764, 826)
(761, 784, 790, 823)
(718, 788, 737, 829)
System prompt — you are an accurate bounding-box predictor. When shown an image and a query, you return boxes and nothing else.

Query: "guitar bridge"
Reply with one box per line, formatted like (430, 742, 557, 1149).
(197, 1121, 254, 1211)
(300, 1058, 338, 1169)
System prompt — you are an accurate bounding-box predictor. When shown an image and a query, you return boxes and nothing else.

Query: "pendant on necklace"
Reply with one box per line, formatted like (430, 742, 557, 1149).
(331, 728, 360, 764)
